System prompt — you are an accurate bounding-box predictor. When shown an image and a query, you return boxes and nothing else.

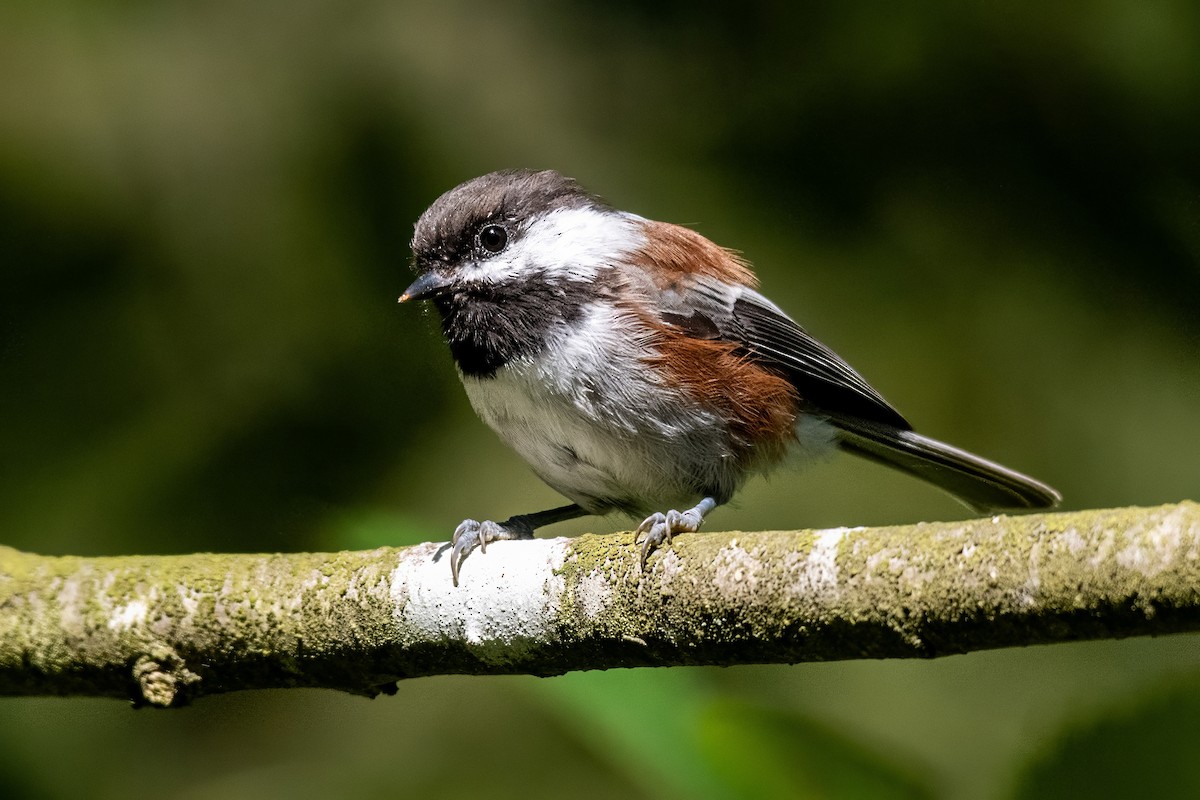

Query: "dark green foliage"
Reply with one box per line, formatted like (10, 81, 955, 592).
(1016, 678, 1200, 800)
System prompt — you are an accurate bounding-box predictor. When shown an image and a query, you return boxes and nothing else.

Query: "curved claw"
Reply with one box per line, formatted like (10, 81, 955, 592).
(450, 520, 481, 587)
(449, 518, 535, 586)
(636, 513, 671, 569)
(635, 500, 716, 570)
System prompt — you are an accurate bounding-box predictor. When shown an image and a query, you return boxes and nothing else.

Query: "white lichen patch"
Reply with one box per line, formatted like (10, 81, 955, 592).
(1117, 505, 1197, 577)
(1019, 537, 1042, 607)
(343, 555, 395, 606)
(341, 558, 387, 604)
(1058, 527, 1087, 556)
(787, 527, 847, 600)
(655, 548, 685, 593)
(390, 538, 569, 664)
(300, 568, 330, 594)
(1089, 526, 1117, 568)
(178, 584, 201, 618)
(864, 549, 889, 574)
(55, 573, 85, 632)
(865, 547, 939, 596)
(212, 573, 238, 628)
(577, 569, 614, 621)
(108, 599, 149, 631)
(287, 568, 327, 614)
(713, 542, 764, 599)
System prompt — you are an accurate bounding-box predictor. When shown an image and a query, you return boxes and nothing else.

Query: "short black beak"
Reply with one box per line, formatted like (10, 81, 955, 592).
(398, 271, 453, 303)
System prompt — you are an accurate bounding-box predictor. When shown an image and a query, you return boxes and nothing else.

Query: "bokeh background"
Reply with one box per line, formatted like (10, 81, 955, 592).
(2, 2, 1199, 798)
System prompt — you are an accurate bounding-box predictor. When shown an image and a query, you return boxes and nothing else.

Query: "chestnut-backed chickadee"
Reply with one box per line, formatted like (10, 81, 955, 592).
(402, 169, 1060, 585)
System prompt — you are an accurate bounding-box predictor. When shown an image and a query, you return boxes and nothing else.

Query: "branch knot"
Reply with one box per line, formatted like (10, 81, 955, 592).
(132, 645, 201, 708)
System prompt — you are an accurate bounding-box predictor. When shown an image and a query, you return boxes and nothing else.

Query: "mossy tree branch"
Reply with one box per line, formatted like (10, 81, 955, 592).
(1, 502, 1197, 707)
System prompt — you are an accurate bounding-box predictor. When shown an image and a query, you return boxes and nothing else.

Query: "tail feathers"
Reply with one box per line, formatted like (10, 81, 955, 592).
(833, 419, 1061, 514)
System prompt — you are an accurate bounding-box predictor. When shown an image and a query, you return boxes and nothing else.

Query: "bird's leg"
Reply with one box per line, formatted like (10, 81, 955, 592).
(450, 503, 586, 586)
(635, 496, 718, 569)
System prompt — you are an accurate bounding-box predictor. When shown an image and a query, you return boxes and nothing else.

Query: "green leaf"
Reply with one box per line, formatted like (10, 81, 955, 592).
(534, 669, 724, 800)
(534, 672, 933, 800)
(1014, 677, 1200, 800)
(695, 700, 933, 800)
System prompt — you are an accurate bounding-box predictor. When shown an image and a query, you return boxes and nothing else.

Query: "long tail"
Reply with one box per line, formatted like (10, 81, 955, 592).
(833, 418, 1061, 513)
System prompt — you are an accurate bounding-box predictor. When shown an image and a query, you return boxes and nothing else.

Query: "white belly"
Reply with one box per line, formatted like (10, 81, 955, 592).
(460, 304, 736, 515)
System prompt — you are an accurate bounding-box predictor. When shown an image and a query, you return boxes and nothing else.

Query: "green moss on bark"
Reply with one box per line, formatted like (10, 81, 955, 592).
(1, 503, 1197, 706)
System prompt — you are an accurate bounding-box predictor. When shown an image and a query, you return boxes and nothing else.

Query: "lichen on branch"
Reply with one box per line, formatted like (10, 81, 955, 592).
(0, 502, 1197, 707)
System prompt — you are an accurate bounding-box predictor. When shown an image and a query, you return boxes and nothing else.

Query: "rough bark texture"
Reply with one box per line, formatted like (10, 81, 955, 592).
(1, 502, 1197, 707)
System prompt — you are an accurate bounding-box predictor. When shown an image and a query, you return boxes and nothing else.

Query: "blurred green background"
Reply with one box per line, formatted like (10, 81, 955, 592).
(2, 1, 1199, 798)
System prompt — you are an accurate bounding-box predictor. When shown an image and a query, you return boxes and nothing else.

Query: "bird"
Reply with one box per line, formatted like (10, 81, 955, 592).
(400, 169, 1061, 585)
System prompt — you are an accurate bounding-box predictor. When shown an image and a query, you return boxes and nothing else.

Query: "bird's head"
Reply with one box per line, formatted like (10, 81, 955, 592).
(402, 169, 636, 305)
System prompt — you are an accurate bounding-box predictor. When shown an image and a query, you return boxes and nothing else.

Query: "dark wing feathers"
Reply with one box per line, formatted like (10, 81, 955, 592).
(650, 277, 1060, 512)
(728, 295, 909, 429)
(657, 279, 909, 429)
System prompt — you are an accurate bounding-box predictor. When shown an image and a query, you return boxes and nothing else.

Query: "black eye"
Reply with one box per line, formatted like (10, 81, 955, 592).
(478, 224, 508, 254)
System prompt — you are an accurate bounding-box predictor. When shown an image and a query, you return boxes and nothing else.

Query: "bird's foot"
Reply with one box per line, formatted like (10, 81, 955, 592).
(450, 517, 534, 586)
(635, 497, 717, 570)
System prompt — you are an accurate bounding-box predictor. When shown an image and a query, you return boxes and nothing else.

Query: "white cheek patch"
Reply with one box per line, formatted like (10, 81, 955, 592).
(458, 207, 642, 285)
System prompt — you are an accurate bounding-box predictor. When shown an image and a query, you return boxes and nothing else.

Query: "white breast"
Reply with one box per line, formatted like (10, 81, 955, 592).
(461, 302, 739, 515)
